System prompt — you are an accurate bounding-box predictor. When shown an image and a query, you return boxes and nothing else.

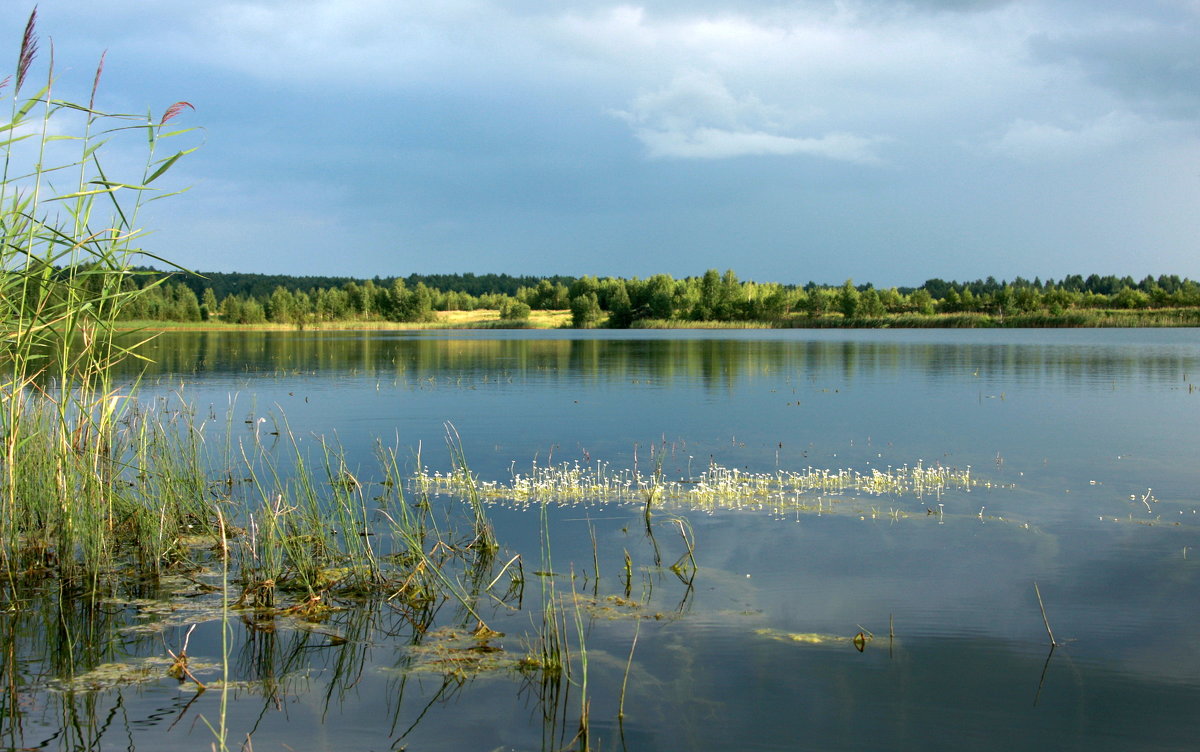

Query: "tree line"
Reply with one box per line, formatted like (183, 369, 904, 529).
(23, 265, 1200, 327)
(158, 269, 575, 303)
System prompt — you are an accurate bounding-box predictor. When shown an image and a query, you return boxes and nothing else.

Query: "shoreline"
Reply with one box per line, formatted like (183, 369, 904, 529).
(115, 306, 1200, 332)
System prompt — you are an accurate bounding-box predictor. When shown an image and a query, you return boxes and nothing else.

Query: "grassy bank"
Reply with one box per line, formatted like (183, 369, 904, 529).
(633, 307, 1200, 329)
(117, 308, 573, 332)
(119, 305, 1200, 333)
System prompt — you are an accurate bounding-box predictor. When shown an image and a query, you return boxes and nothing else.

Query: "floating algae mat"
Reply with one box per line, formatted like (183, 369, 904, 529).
(398, 625, 523, 677)
(755, 628, 874, 650)
(46, 657, 223, 693)
(413, 459, 997, 514)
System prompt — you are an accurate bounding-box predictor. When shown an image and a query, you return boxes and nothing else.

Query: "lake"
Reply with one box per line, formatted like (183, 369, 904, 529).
(7, 328, 1200, 751)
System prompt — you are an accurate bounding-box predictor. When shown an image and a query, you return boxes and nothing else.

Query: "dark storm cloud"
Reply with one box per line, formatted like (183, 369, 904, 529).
(1030, 21, 1200, 120)
(17, 0, 1200, 282)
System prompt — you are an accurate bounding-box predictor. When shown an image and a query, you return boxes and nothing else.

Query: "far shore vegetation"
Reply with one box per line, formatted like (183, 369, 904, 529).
(90, 268, 1200, 330)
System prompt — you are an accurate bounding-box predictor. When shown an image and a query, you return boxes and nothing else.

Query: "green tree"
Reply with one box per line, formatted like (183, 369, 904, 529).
(718, 269, 742, 319)
(1113, 286, 1149, 309)
(606, 280, 634, 328)
(1013, 286, 1040, 313)
(499, 297, 531, 321)
(568, 275, 600, 302)
(642, 274, 675, 320)
(757, 287, 789, 320)
(939, 288, 961, 313)
(878, 287, 904, 314)
(570, 292, 602, 328)
(312, 288, 339, 320)
(806, 287, 834, 316)
(691, 269, 722, 320)
(241, 298, 267, 324)
(528, 279, 570, 309)
(406, 282, 437, 322)
(344, 281, 371, 317)
(267, 286, 295, 323)
(959, 288, 978, 312)
(170, 284, 201, 322)
(908, 288, 935, 315)
(200, 287, 218, 321)
(992, 285, 1015, 316)
(837, 279, 860, 318)
(386, 279, 408, 321)
(220, 294, 243, 323)
(858, 287, 885, 317)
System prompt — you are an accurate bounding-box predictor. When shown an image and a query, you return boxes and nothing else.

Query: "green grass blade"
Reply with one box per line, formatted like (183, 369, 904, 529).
(145, 147, 197, 185)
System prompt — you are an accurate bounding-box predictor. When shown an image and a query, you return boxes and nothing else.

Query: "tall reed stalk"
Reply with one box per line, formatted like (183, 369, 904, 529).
(1, 8, 198, 589)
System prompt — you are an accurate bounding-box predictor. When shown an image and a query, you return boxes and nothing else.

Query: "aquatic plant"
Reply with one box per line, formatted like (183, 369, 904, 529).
(414, 456, 989, 517)
(516, 499, 597, 752)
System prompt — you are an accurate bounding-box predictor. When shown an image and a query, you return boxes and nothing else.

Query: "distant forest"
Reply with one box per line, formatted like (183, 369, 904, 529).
(102, 268, 1200, 327)
(163, 271, 578, 302)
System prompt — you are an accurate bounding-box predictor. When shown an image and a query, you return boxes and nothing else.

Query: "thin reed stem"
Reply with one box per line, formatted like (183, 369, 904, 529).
(1034, 581, 1058, 648)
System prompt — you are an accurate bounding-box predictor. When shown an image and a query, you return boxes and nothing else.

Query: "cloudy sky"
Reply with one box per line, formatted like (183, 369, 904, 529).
(16, 1, 1200, 286)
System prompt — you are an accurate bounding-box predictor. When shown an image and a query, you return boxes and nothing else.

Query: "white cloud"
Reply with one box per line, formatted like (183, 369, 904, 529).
(615, 71, 776, 131)
(613, 72, 883, 161)
(989, 111, 1146, 160)
(634, 126, 883, 161)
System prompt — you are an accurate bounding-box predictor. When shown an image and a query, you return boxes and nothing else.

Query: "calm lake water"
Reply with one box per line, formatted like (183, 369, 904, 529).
(8, 328, 1200, 751)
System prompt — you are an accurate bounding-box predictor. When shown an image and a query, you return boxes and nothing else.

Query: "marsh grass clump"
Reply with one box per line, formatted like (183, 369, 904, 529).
(1, 387, 224, 584)
(207, 419, 517, 627)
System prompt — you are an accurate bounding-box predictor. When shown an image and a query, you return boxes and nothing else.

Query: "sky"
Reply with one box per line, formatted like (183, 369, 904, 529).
(11, 0, 1200, 287)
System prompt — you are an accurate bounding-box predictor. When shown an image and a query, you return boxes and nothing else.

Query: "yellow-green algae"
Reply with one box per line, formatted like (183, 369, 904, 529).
(755, 627, 874, 649)
(415, 459, 996, 516)
(46, 656, 224, 693)
(398, 625, 520, 677)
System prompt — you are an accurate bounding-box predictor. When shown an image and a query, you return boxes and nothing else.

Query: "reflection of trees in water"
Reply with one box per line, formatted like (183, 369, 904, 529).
(116, 332, 1198, 392)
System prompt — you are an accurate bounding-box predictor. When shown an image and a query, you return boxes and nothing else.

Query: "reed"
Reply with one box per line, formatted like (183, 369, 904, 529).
(568, 567, 591, 752)
(517, 499, 599, 752)
(444, 422, 498, 555)
(199, 510, 231, 752)
(1034, 581, 1059, 648)
(1, 370, 510, 637)
(215, 415, 507, 623)
(617, 621, 639, 722)
(631, 318, 779, 329)
(523, 500, 568, 679)
(1, 9, 199, 590)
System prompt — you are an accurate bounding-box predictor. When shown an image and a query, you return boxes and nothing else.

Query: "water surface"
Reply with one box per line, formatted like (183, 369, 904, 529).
(8, 328, 1200, 751)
